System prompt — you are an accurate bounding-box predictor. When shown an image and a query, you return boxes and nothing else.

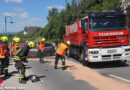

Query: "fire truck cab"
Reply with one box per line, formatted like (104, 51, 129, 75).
(64, 11, 130, 65)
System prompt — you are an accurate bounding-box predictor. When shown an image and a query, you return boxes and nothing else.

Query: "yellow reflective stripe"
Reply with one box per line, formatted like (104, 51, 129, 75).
(59, 47, 64, 51)
(57, 49, 64, 53)
(62, 59, 65, 62)
(62, 65, 65, 67)
(0, 55, 5, 58)
(19, 74, 24, 78)
(57, 47, 65, 53)
(16, 48, 22, 55)
(4, 67, 8, 70)
(14, 56, 20, 60)
(14, 48, 22, 60)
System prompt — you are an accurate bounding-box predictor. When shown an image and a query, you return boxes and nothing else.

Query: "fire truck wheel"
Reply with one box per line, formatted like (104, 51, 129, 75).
(68, 47, 72, 57)
(80, 49, 86, 66)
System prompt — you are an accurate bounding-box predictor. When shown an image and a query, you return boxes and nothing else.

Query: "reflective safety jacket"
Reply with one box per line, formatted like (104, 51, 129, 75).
(14, 44, 30, 60)
(12, 43, 21, 55)
(56, 43, 68, 56)
(37, 42, 45, 52)
(0, 42, 10, 59)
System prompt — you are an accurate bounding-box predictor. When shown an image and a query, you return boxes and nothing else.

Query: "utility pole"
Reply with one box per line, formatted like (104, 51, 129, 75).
(5, 16, 14, 35)
(3, 29, 4, 35)
(65, 0, 68, 4)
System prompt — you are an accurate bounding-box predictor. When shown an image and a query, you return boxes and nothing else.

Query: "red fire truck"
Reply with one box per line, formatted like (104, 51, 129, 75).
(63, 11, 130, 65)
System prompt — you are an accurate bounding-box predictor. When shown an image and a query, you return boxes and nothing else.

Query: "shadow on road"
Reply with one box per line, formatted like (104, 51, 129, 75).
(87, 61, 129, 69)
(2, 71, 18, 81)
(26, 75, 46, 82)
(25, 66, 32, 69)
(2, 74, 15, 81)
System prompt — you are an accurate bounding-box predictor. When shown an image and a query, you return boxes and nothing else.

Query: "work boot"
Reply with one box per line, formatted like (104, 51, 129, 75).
(39, 60, 44, 63)
(25, 60, 28, 63)
(4, 72, 9, 76)
(62, 67, 67, 70)
(19, 78, 27, 84)
(23, 75, 29, 80)
(54, 66, 57, 69)
(4, 71, 11, 76)
(22, 59, 28, 63)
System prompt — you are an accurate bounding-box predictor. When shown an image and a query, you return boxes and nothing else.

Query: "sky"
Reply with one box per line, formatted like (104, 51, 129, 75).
(0, 0, 71, 33)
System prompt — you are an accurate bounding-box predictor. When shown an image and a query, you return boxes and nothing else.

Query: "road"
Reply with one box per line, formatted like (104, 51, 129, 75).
(27, 56, 130, 90)
(68, 57, 130, 83)
(28, 59, 97, 90)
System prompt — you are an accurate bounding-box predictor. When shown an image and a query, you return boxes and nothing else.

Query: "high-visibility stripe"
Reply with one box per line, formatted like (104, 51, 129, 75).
(0, 55, 5, 58)
(14, 48, 22, 60)
(19, 74, 24, 78)
(57, 49, 64, 53)
(62, 59, 65, 62)
(16, 48, 22, 55)
(4, 67, 8, 70)
(14, 56, 20, 60)
(62, 65, 65, 67)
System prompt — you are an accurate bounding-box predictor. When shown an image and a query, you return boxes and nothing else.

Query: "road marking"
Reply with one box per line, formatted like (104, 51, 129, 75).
(109, 74, 130, 83)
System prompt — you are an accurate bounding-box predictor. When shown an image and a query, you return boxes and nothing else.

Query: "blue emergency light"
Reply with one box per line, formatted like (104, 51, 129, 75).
(89, 11, 93, 14)
(89, 10, 125, 18)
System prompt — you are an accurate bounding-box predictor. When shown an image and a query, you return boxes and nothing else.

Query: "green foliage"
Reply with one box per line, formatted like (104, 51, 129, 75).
(42, 0, 121, 41)
(0, 33, 3, 38)
(9, 0, 122, 42)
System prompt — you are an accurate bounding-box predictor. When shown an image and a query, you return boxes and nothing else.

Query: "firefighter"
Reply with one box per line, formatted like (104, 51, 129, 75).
(54, 41, 71, 70)
(14, 41, 35, 84)
(0, 36, 10, 76)
(36, 38, 45, 63)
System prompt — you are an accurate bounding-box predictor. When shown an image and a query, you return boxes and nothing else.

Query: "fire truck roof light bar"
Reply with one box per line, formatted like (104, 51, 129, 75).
(89, 11, 125, 18)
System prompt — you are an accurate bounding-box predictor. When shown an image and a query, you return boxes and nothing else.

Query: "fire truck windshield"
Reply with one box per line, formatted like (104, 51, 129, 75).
(89, 15, 127, 31)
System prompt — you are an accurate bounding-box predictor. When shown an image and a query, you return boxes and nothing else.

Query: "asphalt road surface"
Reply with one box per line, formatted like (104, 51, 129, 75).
(28, 59, 97, 90)
(28, 56, 130, 90)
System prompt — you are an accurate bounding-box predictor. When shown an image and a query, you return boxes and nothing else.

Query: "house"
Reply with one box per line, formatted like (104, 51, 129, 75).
(23, 26, 41, 35)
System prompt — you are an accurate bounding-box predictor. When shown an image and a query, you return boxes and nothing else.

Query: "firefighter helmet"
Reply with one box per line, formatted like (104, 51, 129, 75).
(28, 41, 35, 48)
(13, 37, 20, 43)
(15, 37, 20, 43)
(13, 37, 16, 42)
(1, 36, 8, 42)
(41, 38, 45, 42)
(66, 41, 71, 46)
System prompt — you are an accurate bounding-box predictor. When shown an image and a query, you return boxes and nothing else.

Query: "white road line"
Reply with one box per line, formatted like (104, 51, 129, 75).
(109, 74, 130, 83)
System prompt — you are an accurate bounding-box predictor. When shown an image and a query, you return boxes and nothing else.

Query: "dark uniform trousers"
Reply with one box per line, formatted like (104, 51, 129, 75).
(14, 56, 25, 79)
(55, 54, 65, 67)
(0, 56, 9, 74)
(38, 50, 44, 61)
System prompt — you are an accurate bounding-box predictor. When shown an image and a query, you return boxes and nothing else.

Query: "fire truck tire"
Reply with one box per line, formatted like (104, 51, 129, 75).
(67, 47, 71, 57)
(80, 49, 86, 66)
